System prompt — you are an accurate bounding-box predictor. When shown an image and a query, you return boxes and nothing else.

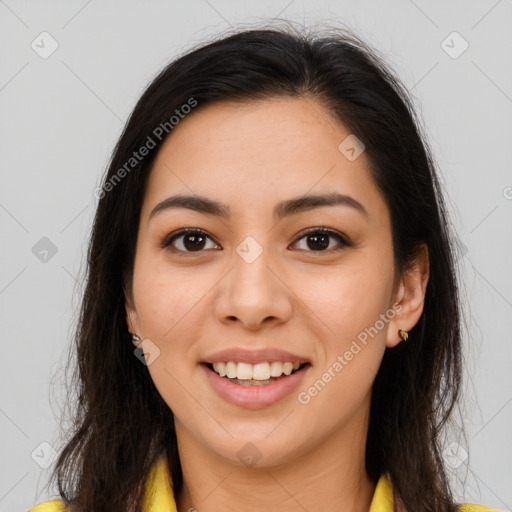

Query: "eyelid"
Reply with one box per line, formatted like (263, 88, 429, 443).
(291, 227, 351, 252)
(160, 227, 220, 251)
(161, 226, 351, 254)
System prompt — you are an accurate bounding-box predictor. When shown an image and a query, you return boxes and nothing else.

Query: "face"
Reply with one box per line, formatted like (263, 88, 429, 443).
(126, 96, 421, 468)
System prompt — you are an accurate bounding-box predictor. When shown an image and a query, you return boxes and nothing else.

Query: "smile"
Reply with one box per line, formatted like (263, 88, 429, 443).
(201, 360, 312, 409)
(210, 361, 306, 383)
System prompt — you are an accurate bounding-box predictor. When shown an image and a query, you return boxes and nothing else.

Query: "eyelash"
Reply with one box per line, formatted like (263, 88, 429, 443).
(160, 227, 352, 256)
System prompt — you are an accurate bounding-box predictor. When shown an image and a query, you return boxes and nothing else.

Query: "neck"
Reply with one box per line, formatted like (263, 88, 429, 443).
(177, 452, 375, 512)
(174, 397, 376, 512)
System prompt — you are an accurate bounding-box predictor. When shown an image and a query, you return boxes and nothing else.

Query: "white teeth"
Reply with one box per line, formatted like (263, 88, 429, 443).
(215, 361, 227, 377)
(282, 362, 293, 376)
(237, 362, 253, 380)
(269, 361, 283, 377)
(211, 361, 303, 380)
(226, 361, 237, 379)
(252, 363, 270, 380)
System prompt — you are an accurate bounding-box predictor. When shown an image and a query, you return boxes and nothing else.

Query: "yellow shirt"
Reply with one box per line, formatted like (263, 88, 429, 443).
(29, 456, 499, 512)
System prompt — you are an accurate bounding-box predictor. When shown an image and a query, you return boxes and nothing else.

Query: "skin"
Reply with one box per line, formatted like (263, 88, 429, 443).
(126, 96, 429, 512)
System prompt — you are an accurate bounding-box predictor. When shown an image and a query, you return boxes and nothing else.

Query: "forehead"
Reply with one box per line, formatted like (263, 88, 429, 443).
(141, 96, 388, 224)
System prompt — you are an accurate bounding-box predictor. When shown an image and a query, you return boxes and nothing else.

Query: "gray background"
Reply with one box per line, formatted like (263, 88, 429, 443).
(1, 1, 511, 510)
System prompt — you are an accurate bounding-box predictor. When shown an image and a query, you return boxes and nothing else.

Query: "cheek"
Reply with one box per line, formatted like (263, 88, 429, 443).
(133, 263, 203, 412)
(131, 255, 215, 404)
(298, 258, 394, 343)
(296, 269, 390, 413)
(133, 256, 206, 341)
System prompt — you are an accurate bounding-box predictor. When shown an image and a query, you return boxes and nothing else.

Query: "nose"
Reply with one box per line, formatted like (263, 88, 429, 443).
(214, 248, 293, 331)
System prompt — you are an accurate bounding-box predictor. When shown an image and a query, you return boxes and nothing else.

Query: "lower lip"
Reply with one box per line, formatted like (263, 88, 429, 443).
(201, 364, 310, 409)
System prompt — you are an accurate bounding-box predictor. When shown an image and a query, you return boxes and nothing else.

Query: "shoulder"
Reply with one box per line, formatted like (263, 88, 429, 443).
(372, 473, 499, 512)
(28, 499, 67, 511)
(459, 504, 501, 511)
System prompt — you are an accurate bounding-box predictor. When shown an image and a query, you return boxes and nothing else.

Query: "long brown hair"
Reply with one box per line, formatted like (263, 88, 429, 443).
(48, 23, 464, 511)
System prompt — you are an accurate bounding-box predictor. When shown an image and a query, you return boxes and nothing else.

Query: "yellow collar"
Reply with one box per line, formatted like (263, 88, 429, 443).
(31, 457, 495, 511)
(142, 456, 393, 511)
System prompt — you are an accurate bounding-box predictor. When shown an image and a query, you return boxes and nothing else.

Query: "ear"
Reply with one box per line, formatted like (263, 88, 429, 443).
(124, 281, 141, 339)
(386, 243, 430, 348)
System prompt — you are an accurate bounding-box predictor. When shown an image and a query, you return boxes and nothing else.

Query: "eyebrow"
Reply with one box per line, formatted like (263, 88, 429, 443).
(148, 192, 369, 223)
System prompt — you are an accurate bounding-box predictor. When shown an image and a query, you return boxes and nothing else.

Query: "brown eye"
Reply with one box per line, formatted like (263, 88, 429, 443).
(161, 227, 351, 256)
(161, 228, 220, 254)
(292, 228, 351, 253)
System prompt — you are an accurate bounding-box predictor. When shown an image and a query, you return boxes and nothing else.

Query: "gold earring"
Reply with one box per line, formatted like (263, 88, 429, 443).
(398, 329, 408, 341)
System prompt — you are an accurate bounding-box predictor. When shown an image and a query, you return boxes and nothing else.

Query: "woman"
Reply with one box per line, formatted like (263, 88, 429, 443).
(30, 25, 498, 512)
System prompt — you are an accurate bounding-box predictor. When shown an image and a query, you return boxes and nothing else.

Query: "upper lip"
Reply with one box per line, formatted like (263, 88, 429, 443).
(201, 348, 310, 365)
